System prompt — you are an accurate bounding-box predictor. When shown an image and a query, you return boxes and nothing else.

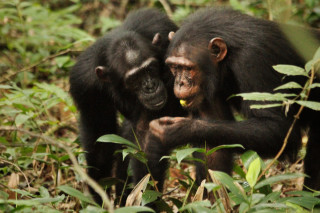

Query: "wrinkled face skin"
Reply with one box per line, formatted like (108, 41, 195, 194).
(124, 57, 168, 110)
(165, 45, 204, 110)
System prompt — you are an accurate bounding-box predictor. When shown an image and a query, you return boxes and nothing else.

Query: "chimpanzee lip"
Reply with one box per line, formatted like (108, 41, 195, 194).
(181, 96, 195, 108)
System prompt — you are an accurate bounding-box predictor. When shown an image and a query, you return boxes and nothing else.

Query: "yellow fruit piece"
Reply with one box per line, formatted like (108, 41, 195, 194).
(180, 99, 187, 107)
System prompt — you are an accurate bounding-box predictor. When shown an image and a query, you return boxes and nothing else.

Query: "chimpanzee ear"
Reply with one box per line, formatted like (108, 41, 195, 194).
(208, 37, 227, 63)
(168, 31, 175, 41)
(95, 66, 111, 82)
(152, 33, 162, 46)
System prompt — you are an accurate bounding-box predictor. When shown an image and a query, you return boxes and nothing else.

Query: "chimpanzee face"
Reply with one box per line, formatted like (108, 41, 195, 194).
(165, 33, 228, 110)
(165, 44, 204, 110)
(124, 56, 167, 110)
(95, 33, 168, 111)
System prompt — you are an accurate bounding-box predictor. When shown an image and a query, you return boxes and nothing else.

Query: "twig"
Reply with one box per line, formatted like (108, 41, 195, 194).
(258, 64, 315, 181)
(0, 126, 114, 212)
(0, 49, 73, 84)
(0, 158, 31, 191)
(159, 0, 173, 18)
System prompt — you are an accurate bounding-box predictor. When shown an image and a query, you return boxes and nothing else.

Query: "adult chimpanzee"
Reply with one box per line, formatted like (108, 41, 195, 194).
(69, 8, 185, 203)
(147, 8, 320, 190)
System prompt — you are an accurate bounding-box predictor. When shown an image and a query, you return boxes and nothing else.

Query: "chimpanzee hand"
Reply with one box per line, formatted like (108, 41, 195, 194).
(149, 116, 193, 147)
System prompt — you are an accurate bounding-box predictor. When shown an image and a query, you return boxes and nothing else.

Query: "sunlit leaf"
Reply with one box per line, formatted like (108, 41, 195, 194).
(236, 92, 295, 101)
(246, 158, 261, 188)
(97, 134, 138, 149)
(273, 65, 308, 76)
(176, 148, 203, 165)
(142, 190, 162, 206)
(255, 173, 305, 189)
(58, 185, 96, 205)
(274, 82, 303, 90)
(296, 100, 320, 111)
(115, 206, 155, 213)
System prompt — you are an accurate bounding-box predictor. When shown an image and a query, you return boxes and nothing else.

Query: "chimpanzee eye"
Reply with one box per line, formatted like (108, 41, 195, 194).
(185, 66, 192, 71)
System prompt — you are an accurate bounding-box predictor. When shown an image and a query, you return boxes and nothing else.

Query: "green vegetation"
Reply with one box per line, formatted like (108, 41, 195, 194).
(0, 0, 320, 212)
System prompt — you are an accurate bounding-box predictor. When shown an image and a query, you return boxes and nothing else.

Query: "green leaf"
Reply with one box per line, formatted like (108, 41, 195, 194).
(250, 103, 283, 109)
(55, 56, 70, 68)
(241, 151, 259, 170)
(15, 114, 32, 126)
(309, 83, 320, 89)
(246, 158, 261, 188)
(236, 92, 295, 101)
(273, 65, 308, 76)
(255, 173, 305, 189)
(0, 196, 65, 206)
(0, 85, 13, 89)
(114, 206, 155, 213)
(274, 82, 303, 90)
(206, 144, 244, 156)
(209, 170, 247, 203)
(142, 190, 162, 206)
(204, 183, 221, 192)
(176, 148, 203, 165)
(58, 185, 97, 205)
(97, 134, 138, 149)
(312, 46, 320, 60)
(179, 200, 212, 212)
(285, 196, 320, 210)
(39, 186, 50, 198)
(296, 100, 320, 111)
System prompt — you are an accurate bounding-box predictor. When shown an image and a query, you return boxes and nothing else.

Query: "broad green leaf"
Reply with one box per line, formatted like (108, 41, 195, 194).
(250, 203, 288, 211)
(236, 92, 295, 101)
(0, 85, 13, 89)
(296, 100, 320, 111)
(39, 186, 50, 198)
(246, 158, 261, 188)
(241, 151, 259, 170)
(255, 173, 305, 189)
(274, 82, 303, 90)
(285, 196, 320, 210)
(15, 114, 32, 126)
(55, 56, 70, 68)
(206, 144, 244, 156)
(97, 134, 138, 149)
(80, 205, 107, 213)
(273, 65, 308, 76)
(176, 148, 203, 165)
(312, 46, 320, 60)
(141, 190, 162, 206)
(305, 59, 316, 72)
(10, 189, 34, 198)
(310, 83, 320, 89)
(204, 183, 221, 192)
(0, 195, 65, 205)
(209, 170, 247, 202)
(58, 185, 97, 205)
(115, 206, 155, 213)
(179, 200, 212, 212)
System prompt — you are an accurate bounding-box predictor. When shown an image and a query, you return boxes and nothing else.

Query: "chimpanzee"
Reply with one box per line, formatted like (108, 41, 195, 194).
(69, 8, 185, 203)
(147, 8, 320, 190)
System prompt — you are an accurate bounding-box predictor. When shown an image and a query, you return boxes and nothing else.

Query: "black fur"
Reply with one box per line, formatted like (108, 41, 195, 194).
(70, 8, 185, 203)
(147, 8, 320, 190)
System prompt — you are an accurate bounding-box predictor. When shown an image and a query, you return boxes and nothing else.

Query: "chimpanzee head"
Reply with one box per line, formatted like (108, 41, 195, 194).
(165, 30, 227, 111)
(95, 31, 168, 110)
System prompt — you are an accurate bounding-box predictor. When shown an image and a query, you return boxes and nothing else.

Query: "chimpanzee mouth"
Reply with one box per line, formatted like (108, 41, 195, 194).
(180, 97, 195, 109)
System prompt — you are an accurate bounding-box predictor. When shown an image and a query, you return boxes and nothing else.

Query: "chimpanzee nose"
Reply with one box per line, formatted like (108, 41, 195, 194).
(142, 78, 158, 93)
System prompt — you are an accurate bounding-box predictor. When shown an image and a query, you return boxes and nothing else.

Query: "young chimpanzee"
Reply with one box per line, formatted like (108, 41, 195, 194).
(69, 8, 185, 203)
(147, 8, 320, 190)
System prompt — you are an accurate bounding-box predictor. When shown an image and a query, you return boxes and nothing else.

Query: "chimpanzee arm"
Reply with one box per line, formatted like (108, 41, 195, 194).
(150, 116, 300, 159)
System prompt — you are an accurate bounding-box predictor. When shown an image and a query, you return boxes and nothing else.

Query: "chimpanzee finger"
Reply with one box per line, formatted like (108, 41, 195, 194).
(149, 119, 165, 139)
